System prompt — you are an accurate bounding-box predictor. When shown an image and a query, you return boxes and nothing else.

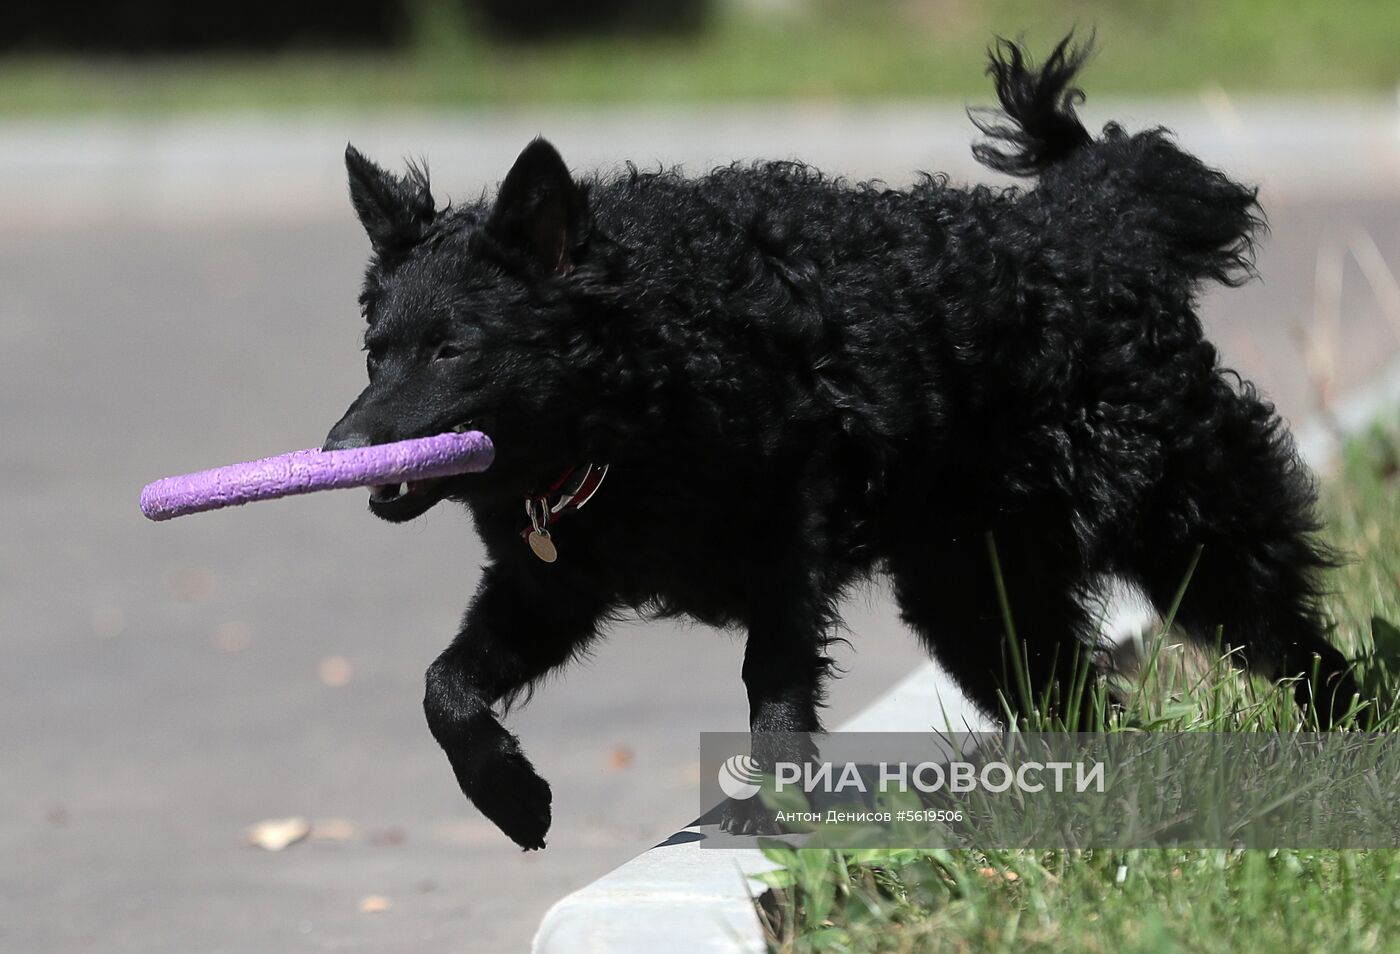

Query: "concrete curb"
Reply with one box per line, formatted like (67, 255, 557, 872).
(531, 664, 987, 954)
(529, 829, 778, 954)
(532, 354, 1400, 954)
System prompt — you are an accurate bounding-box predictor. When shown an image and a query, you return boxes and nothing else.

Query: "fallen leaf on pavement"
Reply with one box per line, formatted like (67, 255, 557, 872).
(607, 744, 634, 770)
(318, 656, 353, 687)
(246, 816, 311, 851)
(358, 895, 392, 914)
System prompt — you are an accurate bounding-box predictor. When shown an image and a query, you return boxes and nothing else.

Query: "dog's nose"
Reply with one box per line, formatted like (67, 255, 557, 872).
(322, 429, 372, 453)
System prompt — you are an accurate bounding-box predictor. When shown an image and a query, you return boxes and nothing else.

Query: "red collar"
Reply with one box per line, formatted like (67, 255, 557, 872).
(519, 462, 609, 563)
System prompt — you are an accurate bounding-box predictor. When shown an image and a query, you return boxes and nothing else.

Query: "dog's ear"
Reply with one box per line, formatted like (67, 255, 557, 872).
(345, 143, 435, 255)
(488, 138, 589, 275)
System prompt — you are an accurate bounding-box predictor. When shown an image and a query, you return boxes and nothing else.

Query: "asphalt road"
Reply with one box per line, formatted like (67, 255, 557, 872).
(4, 105, 1400, 952)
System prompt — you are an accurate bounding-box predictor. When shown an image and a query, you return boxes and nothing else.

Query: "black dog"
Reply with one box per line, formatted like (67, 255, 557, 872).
(324, 36, 1359, 848)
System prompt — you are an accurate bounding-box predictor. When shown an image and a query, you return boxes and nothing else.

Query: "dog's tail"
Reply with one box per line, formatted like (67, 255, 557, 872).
(971, 33, 1262, 287)
(970, 34, 1093, 177)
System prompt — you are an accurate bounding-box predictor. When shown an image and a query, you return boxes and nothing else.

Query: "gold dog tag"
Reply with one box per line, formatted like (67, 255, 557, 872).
(528, 529, 558, 563)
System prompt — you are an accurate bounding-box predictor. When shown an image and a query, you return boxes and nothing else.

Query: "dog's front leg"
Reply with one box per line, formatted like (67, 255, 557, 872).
(722, 598, 829, 836)
(424, 563, 605, 850)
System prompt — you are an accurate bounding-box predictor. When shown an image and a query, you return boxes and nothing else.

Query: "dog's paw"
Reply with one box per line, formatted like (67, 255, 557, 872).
(719, 796, 782, 837)
(466, 745, 553, 851)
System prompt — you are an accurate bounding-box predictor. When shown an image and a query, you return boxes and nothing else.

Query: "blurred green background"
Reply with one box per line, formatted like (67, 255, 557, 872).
(1, 0, 1396, 115)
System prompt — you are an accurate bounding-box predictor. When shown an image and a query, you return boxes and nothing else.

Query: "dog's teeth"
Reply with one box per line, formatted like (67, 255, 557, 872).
(453, 423, 468, 433)
(399, 482, 410, 497)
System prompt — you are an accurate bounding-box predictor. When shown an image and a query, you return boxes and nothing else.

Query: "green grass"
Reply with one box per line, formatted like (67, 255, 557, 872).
(755, 413, 1400, 952)
(5, 0, 1400, 116)
(757, 848, 1400, 953)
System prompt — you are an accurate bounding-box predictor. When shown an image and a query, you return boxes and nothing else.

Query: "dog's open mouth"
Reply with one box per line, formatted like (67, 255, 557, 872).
(367, 476, 452, 522)
(361, 422, 476, 522)
(369, 479, 439, 504)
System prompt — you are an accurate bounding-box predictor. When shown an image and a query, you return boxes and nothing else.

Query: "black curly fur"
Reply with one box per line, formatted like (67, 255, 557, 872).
(322, 36, 1360, 849)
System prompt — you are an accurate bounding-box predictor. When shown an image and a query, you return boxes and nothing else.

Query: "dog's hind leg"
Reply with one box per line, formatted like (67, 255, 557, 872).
(1125, 380, 1360, 727)
(424, 563, 609, 850)
(888, 511, 1108, 728)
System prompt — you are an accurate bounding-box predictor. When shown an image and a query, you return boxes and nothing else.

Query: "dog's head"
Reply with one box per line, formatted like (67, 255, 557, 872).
(324, 138, 599, 522)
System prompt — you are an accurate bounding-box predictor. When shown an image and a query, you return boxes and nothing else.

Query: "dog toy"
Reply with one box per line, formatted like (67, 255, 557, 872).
(139, 431, 494, 521)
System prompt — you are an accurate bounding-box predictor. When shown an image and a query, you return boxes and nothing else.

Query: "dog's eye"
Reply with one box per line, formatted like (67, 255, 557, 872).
(433, 343, 465, 362)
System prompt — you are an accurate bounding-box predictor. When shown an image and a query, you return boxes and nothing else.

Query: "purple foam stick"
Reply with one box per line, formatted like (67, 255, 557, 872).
(140, 431, 494, 521)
